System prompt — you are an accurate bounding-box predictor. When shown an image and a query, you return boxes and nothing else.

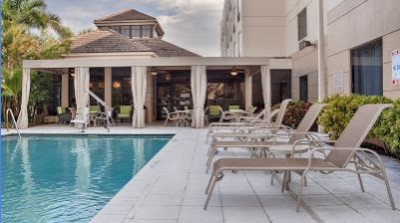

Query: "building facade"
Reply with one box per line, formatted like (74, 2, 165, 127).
(221, 0, 400, 102)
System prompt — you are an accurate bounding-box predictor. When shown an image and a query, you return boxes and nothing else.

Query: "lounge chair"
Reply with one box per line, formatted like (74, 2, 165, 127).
(205, 103, 326, 172)
(70, 107, 90, 132)
(204, 104, 395, 212)
(206, 99, 292, 140)
(117, 105, 132, 122)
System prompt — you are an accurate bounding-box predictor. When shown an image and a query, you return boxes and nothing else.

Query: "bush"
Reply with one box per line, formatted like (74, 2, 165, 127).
(373, 99, 400, 154)
(318, 94, 400, 154)
(273, 100, 313, 129)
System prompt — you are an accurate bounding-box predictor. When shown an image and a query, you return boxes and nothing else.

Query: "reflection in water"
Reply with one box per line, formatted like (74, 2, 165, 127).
(2, 135, 170, 223)
(75, 138, 91, 192)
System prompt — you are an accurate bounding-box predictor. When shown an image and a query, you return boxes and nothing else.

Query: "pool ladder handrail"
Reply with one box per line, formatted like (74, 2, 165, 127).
(6, 108, 22, 139)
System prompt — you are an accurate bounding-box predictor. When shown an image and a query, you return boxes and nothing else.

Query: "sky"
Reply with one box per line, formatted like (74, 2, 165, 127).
(46, 0, 225, 56)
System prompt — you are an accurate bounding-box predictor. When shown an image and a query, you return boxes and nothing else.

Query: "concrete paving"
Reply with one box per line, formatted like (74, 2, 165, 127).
(2, 125, 400, 223)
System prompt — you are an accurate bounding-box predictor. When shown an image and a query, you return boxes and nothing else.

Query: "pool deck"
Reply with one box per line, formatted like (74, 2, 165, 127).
(3, 125, 400, 223)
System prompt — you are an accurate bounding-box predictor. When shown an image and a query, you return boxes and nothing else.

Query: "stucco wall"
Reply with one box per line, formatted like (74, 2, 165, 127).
(327, 0, 400, 99)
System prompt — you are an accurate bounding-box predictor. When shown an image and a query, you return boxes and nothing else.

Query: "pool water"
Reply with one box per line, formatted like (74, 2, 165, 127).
(1, 135, 171, 223)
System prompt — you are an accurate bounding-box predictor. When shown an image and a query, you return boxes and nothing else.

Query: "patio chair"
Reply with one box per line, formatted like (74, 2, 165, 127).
(117, 105, 132, 122)
(163, 107, 180, 126)
(206, 103, 326, 172)
(207, 99, 292, 138)
(204, 104, 395, 212)
(70, 107, 90, 132)
(205, 105, 224, 122)
(57, 106, 71, 124)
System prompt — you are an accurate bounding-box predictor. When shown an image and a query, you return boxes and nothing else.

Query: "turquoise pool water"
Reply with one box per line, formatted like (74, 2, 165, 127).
(1, 135, 171, 223)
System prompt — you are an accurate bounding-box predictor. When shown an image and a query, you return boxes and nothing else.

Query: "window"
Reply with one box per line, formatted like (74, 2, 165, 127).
(298, 8, 307, 41)
(110, 26, 120, 33)
(142, 25, 153, 38)
(299, 75, 308, 102)
(112, 67, 132, 107)
(121, 26, 130, 38)
(131, 26, 141, 38)
(89, 68, 105, 105)
(351, 39, 383, 95)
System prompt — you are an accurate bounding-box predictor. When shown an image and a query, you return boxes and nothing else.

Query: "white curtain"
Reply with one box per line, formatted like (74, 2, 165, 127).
(17, 68, 31, 129)
(74, 67, 90, 110)
(261, 66, 271, 117)
(190, 66, 207, 128)
(131, 66, 147, 128)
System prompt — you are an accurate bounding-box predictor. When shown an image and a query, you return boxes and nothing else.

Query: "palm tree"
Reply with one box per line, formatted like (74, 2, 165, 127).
(2, 0, 69, 37)
(2, 69, 23, 119)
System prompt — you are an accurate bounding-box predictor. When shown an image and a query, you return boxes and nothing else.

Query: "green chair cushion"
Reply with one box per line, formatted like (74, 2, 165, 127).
(229, 105, 240, 111)
(209, 106, 221, 116)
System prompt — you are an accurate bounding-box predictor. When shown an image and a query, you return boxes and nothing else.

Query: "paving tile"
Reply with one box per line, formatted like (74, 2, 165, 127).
(259, 195, 297, 207)
(302, 194, 345, 206)
(311, 205, 367, 223)
(142, 194, 183, 206)
(182, 194, 221, 207)
(134, 205, 180, 220)
(223, 206, 270, 223)
(219, 186, 256, 195)
(351, 203, 400, 223)
(178, 206, 223, 223)
(124, 219, 177, 223)
(335, 193, 383, 205)
(221, 195, 261, 207)
(90, 213, 126, 223)
(263, 206, 317, 223)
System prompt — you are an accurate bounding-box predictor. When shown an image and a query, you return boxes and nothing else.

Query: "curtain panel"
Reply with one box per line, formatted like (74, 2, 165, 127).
(74, 67, 90, 111)
(131, 66, 147, 128)
(261, 66, 271, 118)
(190, 66, 207, 128)
(16, 68, 31, 128)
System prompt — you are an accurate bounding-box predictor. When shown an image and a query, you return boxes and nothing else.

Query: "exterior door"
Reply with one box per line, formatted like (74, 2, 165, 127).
(299, 75, 308, 102)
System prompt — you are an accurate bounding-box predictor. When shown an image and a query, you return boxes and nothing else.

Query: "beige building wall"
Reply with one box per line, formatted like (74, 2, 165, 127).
(241, 0, 286, 57)
(327, 0, 400, 99)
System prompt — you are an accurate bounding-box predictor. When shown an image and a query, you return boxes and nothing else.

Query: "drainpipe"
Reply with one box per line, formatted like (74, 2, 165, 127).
(318, 0, 326, 102)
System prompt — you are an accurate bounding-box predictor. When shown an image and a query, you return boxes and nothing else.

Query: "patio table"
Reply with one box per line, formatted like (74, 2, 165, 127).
(175, 110, 192, 127)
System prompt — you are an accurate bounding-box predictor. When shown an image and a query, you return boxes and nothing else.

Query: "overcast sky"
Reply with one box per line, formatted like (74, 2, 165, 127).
(46, 0, 225, 56)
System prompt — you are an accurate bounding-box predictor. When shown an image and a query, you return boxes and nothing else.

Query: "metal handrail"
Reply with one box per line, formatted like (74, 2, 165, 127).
(6, 108, 22, 139)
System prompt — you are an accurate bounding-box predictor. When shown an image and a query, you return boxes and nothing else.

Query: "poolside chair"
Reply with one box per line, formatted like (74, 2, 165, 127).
(206, 103, 326, 172)
(207, 99, 292, 139)
(204, 104, 395, 212)
(163, 107, 180, 126)
(57, 106, 71, 124)
(117, 105, 132, 122)
(205, 105, 224, 122)
(70, 107, 90, 132)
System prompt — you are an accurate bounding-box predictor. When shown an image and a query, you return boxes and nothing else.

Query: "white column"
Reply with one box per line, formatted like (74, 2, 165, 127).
(74, 67, 90, 110)
(318, 0, 326, 102)
(17, 68, 31, 129)
(131, 66, 147, 128)
(261, 66, 272, 116)
(191, 66, 207, 128)
(245, 69, 253, 110)
(104, 67, 112, 106)
(61, 73, 69, 107)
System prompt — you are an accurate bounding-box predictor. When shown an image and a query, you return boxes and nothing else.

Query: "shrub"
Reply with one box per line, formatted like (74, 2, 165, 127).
(273, 100, 313, 129)
(318, 94, 400, 154)
(373, 99, 400, 154)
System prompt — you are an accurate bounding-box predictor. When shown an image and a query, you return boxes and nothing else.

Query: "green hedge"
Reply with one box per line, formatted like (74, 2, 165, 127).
(318, 94, 400, 153)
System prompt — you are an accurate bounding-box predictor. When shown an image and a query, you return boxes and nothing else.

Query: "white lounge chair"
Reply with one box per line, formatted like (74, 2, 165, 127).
(70, 107, 90, 132)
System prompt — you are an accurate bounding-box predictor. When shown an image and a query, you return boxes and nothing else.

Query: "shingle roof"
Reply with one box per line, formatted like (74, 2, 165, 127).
(71, 29, 200, 57)
(94, 9, 155, 22)
(71, 29, 151, 54)
(132, 39, 200, 57)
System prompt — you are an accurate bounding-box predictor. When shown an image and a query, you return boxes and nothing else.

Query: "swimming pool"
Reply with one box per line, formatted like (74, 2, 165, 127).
(1, 134, 172, 223)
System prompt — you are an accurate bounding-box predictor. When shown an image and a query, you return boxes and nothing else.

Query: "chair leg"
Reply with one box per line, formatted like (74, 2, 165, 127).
(281, 171, 288, 192)
(297, 174, 306, 212)
(204, 172, 223, 210)
(355, 164, 365, 192)
(381, 167, 396, 210)
(205, 150, 217, 173)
